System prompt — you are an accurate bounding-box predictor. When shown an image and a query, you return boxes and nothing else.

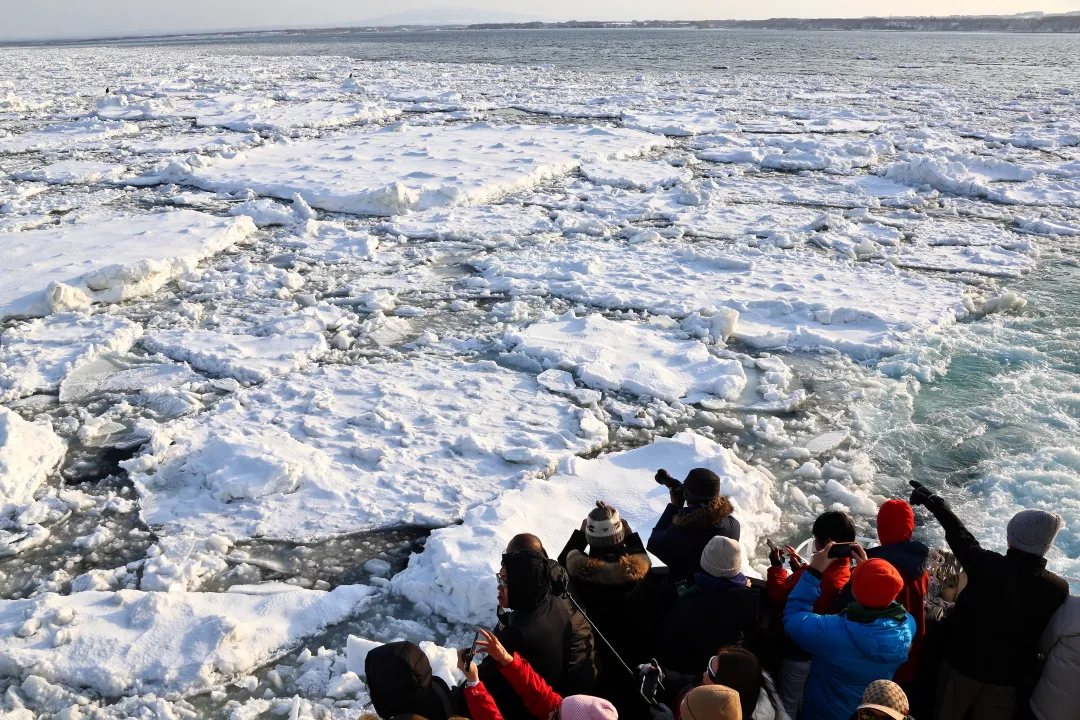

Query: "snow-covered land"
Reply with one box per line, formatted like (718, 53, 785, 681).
(0, 38, 1078, 719)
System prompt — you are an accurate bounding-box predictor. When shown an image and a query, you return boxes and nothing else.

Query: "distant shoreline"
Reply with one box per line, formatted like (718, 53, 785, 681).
(4, 14, 1080, 48)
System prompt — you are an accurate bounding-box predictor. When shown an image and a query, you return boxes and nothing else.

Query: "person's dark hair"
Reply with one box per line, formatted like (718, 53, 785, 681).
(506, 533, 547, 557)
(711, 646, 763, 717)
(812, 510, 856, 545)
(501, 549, 552, 612)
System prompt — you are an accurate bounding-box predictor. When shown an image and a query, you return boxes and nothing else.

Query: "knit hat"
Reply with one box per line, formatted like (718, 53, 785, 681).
(559, 696, 619, 720)
(700, 536, 742, 579)
(366, 642, 454, 720)
(680, 685, 742, 720)
(877, 500, 915, 546)
(852, 558, 904, 610)
(683, 468, 721, 504)
(585, 501, 626, 548)
(709, 648, 762, 719)
(1007, 509, 1064, 557)
(857, 679, 909, 720)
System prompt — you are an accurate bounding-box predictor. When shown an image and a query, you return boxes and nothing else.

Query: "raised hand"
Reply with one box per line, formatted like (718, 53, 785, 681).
(475, 628, 513, 667)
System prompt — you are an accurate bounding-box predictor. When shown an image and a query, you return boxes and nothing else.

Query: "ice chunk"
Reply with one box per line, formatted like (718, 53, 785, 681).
(507, 313, 746, 403)
(478, 239, 972, 360)
(621, 110, 736, 136)
(392, 431, 779, 624)
(15, 161, 128, 185)
(0, 585, 376, 697)
(0, 408, 65, 512)
(141, 329, 328, 383)
(177, 122, 668, 215)
(0, 313, 144, 402)
(0, 211, 256, 320)
(378, 204, 555, 241)
(580, 160, 692, 190)
(0, 120, 139, 154)
(125, 358, 608, 542)
(199, 101, 401, 132)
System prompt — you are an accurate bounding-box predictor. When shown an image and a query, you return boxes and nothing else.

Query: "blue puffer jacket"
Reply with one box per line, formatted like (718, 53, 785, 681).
(782, 571, 914, 720)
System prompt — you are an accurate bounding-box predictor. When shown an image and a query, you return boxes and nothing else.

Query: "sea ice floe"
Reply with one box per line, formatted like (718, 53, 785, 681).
(141, 329, 329, 383)
(377, 203, 556, 242)
(123, 132, 262, 154)
(0, 211, 256, 320)
(0, 313, 144, 402)
(0, 120, 139, 154)
(506, 313, 747, 403)
(887, 245, 1036, 278)
(0, 407, 66, 513)
(172, 122, 669, 215)
(198, 101, 402, 133)
(580, 159, 693, 190)
(0, 584, 376, 698)
(477, 238, 973, 359)
(14, 161, 128, 185)
(124, 358, 609, 542)
(392, 431, 780, 624)
(621, 109, 736, 136)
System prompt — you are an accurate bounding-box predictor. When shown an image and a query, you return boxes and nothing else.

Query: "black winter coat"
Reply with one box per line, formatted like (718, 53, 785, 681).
(925, 496, 1069, 687)
(558, 530, 652, 664)
(546, 556, 597, 695)
(478, 593, 572, 720)
(647, 497, 741, 586)
(654, 575, 764, 674)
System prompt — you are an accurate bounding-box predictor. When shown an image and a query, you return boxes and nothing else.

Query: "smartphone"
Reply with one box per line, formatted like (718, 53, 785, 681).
(462, 630, 480, 671)
(828, 543, 857, 559)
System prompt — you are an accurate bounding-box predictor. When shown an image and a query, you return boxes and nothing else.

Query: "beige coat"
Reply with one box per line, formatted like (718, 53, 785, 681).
(1031, 595, 1080, 720)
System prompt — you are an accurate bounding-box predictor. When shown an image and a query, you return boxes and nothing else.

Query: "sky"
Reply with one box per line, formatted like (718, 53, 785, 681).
(0, 0, 1076, 41)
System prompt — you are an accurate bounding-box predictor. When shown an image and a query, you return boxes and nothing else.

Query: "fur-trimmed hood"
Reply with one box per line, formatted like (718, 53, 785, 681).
(672, 496, 734, 529)
(566, 549, 651, 586)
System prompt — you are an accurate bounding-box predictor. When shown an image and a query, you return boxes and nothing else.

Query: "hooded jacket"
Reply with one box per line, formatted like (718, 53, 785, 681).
(835, 541, 929, 684)
(479, 551, 573, 720)
(924, 496, 1068, 687)
(1031, 596, 1080, 720)
(647, 496, 741, 585)
(366, 641, 459, 720)
(546, 554, 597, 695)
(655, 573, 765, 674)
(559, 530, 651, 663)
(782, 571, 915, 720)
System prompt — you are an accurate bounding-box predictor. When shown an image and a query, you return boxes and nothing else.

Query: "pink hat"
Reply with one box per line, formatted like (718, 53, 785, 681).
(560, 696, 619, 720)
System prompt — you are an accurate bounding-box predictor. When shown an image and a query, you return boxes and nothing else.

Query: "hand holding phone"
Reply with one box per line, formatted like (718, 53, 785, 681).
(827, 542, 857, 559)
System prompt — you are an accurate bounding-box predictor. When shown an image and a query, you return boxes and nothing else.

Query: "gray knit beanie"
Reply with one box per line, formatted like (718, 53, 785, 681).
(700, 536, 742, 578)
(586, 501, 626, 549)
(1007, 509, 1064, 557)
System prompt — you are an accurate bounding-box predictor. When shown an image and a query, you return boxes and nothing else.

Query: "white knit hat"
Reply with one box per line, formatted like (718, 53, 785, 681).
(586, 502, 626, 548)
(700, 536, 742, 578)
(1007, 509, 1064, 557)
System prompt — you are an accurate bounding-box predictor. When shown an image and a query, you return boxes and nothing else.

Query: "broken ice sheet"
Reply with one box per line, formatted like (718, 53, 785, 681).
(124, 357, 609, 542)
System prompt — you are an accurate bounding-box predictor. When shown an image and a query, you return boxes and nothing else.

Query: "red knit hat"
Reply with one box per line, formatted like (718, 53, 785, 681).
(877, 499, 915, 546)
(852, 558, 904, 609)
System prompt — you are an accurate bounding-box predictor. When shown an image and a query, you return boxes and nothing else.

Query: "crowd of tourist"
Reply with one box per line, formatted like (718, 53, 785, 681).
(364, 470, 1077, 720)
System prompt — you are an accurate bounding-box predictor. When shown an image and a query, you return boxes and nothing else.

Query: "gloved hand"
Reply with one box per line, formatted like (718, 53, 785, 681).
(909, 480, 937, 507)
(769, 544, 785, 567)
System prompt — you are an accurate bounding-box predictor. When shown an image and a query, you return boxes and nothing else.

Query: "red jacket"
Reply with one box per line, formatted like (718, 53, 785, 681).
(767, 560, 850, 615)
(464, 655, 562, 720)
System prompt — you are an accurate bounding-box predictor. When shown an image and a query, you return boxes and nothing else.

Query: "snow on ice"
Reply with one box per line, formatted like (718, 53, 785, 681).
(124, 358, 608, 541)
(0, 584, 375, 697)
(393, 431, 780, 624)
(506, 313, 747, 403)
(0, 211, 256, 319)
(0, 408, 65, 512)
(173, 122, 669, 215)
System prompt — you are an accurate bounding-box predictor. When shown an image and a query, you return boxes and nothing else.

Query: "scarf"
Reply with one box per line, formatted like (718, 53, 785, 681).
(845, 601, 908, 624)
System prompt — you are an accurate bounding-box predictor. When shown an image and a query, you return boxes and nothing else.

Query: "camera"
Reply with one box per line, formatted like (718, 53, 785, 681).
(655, 469, 681, 491)
(655, 469, 685, 506)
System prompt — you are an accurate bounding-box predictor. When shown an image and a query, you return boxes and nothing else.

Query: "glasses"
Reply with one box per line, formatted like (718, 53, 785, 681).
(495, 573, 507, 589)
(705, 656, 717, 683)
